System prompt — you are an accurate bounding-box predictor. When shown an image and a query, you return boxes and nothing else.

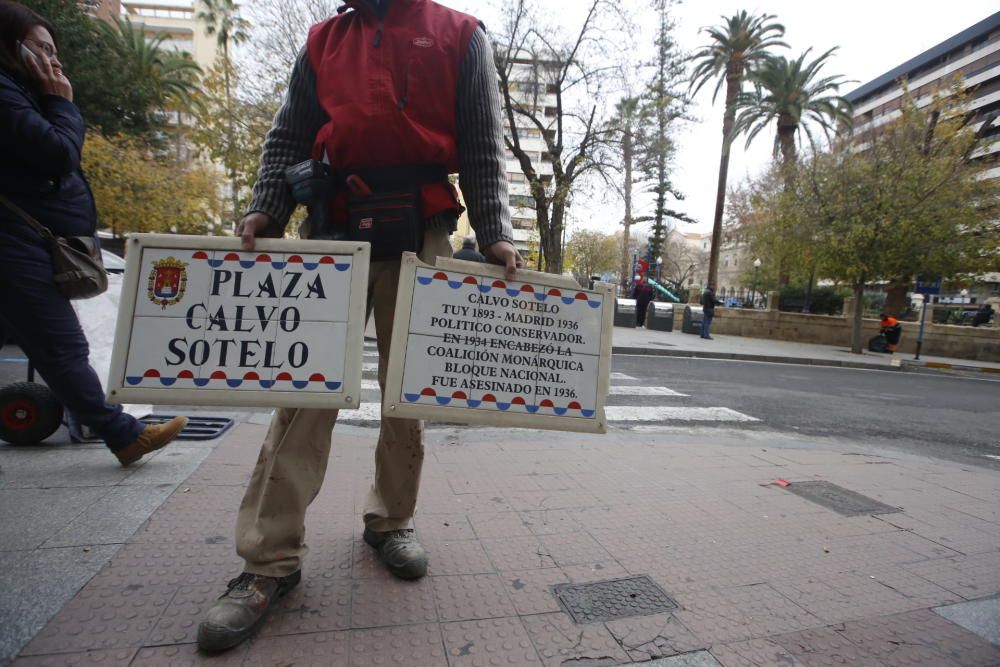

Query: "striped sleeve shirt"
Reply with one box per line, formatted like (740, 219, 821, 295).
(247, 25, 513, 249)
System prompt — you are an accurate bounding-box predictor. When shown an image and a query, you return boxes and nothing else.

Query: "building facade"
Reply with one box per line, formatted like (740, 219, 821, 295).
(845, 11, 1000, 182)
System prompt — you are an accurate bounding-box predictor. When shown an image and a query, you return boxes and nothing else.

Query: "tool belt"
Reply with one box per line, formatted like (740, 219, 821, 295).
(341, 165, 447, 262)
(286, 162, 449, 262)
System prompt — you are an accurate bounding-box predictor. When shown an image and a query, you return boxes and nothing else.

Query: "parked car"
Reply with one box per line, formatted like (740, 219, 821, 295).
(101, 250, 126, 274)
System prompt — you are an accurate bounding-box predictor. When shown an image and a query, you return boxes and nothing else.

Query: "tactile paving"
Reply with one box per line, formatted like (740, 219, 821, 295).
(442, 617, 543, 666)
(552, 575, 678, 624)
(784, 481, 900, 517)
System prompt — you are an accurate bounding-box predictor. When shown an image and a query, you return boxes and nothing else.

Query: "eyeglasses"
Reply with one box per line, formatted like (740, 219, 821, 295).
(23, 38, 57, 59)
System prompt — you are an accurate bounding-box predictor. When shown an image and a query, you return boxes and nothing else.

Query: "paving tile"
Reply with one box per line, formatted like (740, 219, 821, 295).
(560, 560, 630, 583)
(414, 513, 478, 542)
(521, 611, 631, 667)
(131, 643, 246, 666)
(481, 536, 556, 571)
(710, 639, 807, 666)
(145, 585, 216, 645)
(0, 487, 111, 550)
(605, 612, 704, 662)
(903, 552, 1000, 599)
(350, 577, 437, 627)
(424, 539, 496, 576)
(350, 623, 447, 667)
(431, 574, 517, 622)
(442, 617, 543, 666)
(501, 569, 568, 615)
(12, 648, 137, 666)
(770, 573, 920, 624)
(468, 512, 534, 539)
(770, 626, 883, 666)
(673, 584, 821, 644)
(245, 630, 350, 666)
(259, 577, 352, 637)
(518, 509, 582, 535)
(540, 531, 614, 567)
(838, 608, 1000, 667)
(20, 582, 176, 654)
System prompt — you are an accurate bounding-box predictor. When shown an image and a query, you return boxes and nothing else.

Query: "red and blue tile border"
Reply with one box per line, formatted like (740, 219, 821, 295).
(416, 270, 602, 308)
(190, 251, 351, 271)
(402, 387, 595, 418)
(125, 369, 342, 391)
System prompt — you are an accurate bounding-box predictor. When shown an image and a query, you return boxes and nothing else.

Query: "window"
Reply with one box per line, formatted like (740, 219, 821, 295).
(512, 217, 534, 230)
(517, 127, 541, 139)
(508, 172, 527, 184)
(510, 195, 535, 209)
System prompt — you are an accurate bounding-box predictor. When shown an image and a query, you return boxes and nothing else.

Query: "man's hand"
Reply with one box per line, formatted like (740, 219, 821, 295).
(483, 240, 523, 281)
(235, 212, 283, 251)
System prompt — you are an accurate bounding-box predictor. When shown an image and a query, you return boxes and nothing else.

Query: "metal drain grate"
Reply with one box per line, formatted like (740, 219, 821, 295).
(552, 575, 677, 624)
(138, 415, 235, 441)
(784, 481, 900, 517)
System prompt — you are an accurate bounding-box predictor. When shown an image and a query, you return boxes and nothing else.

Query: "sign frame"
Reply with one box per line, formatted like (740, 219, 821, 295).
(382, 253, 614, 433)
(107, 233, 370, 410)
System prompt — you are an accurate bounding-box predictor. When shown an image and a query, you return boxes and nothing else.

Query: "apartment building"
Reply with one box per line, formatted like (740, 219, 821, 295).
(845, 11, 1000, 182)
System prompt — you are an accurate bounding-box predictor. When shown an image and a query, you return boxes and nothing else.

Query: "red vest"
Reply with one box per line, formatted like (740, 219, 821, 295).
(306, 0, 479, 219)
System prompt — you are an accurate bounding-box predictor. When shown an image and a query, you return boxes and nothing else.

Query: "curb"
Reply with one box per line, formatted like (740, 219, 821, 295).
(900, 360, 1000, 375)
(610, 346, 899, 371)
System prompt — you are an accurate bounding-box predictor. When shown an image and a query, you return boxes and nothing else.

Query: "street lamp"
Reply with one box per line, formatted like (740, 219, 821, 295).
(655, 256, 662, 283)
(751, 258, 762, 307)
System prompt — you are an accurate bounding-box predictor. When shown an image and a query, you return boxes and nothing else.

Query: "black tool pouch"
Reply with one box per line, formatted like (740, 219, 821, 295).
(346, 187, 423, 262)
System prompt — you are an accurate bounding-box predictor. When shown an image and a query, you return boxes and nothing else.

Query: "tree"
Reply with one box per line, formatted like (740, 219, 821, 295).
(197, 0, 251, 219)
(636, 0, 691, 261)
(19, 0, 177, 136)
(733, 48, 851, 179)
(566, 230, 620, 285)
(84, 133, 226, 237)
(689, 11, 786, 289)
(659, 231, 705, 291)
(493, 0, 628, 274)
(191, 61, 279, 219)
(604, 96, 643, 291)
(97, 17, 203, 116)
(786, 89, 999, 353)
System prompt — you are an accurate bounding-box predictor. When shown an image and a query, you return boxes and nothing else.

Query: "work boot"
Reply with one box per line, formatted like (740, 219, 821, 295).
(114, 416, 188, 467)
(363, 528, 428, 580)
(197, 571, 301, 652)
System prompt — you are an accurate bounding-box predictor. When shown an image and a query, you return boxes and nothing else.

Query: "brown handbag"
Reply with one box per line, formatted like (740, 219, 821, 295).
(0, 194, 108, 300)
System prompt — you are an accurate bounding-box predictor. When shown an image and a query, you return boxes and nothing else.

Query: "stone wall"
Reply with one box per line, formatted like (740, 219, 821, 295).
(705, 294, 1000, 362)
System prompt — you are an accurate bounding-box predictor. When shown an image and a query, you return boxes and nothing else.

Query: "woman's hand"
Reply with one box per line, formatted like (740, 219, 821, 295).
(25, 49, 72, 102)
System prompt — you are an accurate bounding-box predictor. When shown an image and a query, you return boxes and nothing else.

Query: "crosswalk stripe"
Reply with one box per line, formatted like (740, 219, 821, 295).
(363, 362, 379, 372)
(610, 386, 687, 397)
(362, 379, 380, 390)
(610, 372, 636, 380)
(605, 406, 758, 422)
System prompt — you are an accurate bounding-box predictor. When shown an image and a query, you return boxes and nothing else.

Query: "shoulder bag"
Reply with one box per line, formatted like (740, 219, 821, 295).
(0, 194, 108, 300)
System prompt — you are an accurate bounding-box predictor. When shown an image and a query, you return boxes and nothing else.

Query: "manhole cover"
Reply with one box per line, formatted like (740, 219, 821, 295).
(784, 481, 900, 517)
(552, 575, 677, 624)
(139, 415, 235, 441)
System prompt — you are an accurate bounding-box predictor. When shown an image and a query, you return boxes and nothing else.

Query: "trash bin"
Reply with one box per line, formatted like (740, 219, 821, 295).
(646, 302, 674, 332)
(615, 299, 637, 328)
(682, 305, 704, 334)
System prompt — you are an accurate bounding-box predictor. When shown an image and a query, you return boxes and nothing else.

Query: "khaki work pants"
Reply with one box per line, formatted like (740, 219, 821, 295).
(236, 229, 453, 577)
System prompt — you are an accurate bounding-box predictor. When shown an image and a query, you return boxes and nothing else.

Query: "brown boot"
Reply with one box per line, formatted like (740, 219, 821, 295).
(198, 571, 301, 652)
(114, 416, 188, 467)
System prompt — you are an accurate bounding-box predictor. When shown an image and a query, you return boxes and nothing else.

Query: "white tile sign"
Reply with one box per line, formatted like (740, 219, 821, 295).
(383, 254, 614, 433)
(107, 234, 370, 409)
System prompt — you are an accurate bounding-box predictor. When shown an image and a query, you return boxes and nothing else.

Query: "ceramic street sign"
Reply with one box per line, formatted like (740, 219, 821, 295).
(383, 254, 614, 433)
(107, 234, 370, 409)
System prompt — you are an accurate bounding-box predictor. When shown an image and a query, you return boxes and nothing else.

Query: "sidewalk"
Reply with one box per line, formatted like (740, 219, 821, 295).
(611, 325, 1000, 374)
(8, 422, 1000, 666)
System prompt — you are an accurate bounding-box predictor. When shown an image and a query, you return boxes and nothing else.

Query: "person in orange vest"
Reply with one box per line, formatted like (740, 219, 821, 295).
(879, 314, 902, 352)
(197, 0, 521, 652)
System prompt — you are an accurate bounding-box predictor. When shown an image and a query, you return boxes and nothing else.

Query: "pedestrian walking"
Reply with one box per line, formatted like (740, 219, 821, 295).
(634, 281, 653, 327)
(700, 284, 721, 339)
(196, 0, 520, 652)
(0, 1, 186, 464)
(453, 234, 486, 262)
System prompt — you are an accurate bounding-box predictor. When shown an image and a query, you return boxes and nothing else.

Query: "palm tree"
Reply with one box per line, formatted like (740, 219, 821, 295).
(733, 48, 852, 175)
(689, 11, 786, 289)
(197, 0, 250, 219)
(97, 18, 203, 116)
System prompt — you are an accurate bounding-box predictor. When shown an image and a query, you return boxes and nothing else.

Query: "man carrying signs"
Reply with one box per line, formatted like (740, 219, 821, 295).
(197, 0, 521, 652)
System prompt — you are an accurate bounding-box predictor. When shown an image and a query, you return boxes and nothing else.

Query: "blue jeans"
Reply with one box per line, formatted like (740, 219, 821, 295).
(701, 311, 714, 338)
(0, 230, 142, 451)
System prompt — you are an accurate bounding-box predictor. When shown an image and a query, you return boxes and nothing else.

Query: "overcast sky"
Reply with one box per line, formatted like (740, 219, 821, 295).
(439, 0, 997, 236)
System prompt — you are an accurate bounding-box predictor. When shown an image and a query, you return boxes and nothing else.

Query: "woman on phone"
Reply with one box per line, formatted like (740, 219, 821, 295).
(0, 1, 186, 464)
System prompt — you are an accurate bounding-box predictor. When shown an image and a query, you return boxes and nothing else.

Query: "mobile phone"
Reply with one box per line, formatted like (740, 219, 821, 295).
(18, 42, 41, 69)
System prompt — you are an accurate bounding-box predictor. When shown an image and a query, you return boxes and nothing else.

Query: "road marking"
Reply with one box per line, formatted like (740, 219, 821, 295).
(363, 362, 379, 372)
(610, 386, 688, 397)
(984, 455, 1000, 461)
(610, 372, 637, 380)
(362, 379, 381, 391)
(605, 406, 759, 422)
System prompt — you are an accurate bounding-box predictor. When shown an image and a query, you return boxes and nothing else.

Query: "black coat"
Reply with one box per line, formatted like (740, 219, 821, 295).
(0, 71, 96, 238)
(700, 288, 720, 314)
(453, 246, 485, 263)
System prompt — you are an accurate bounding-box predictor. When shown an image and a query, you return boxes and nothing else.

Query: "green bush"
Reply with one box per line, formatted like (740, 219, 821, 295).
(779, 285, 848, 315)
